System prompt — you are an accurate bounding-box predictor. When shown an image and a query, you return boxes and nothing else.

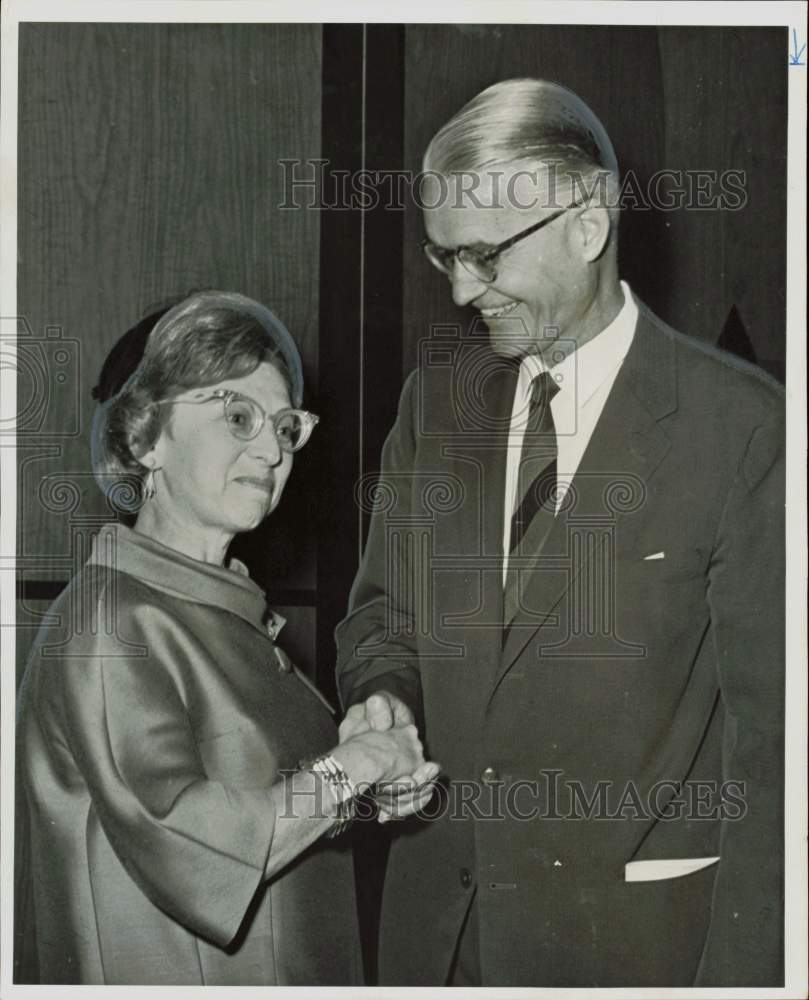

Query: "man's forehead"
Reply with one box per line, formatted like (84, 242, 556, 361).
(422, 203, 504, 247)
(421, 164, 565, 213)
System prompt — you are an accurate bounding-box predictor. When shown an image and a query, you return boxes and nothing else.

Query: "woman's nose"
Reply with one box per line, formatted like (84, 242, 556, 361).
(248, 422, 283, 466)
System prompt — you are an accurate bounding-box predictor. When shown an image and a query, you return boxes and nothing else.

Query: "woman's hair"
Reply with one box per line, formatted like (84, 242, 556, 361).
(424, 78, 619, 225)
(91, 291, 303, 509)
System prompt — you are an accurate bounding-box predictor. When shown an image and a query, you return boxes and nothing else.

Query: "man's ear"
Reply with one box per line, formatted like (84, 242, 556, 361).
(575, 205, 612, 263)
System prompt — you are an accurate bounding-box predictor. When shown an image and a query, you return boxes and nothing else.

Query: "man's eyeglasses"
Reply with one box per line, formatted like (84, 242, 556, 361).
(156, 389, 319, 452)
(420, 201, 583, 284)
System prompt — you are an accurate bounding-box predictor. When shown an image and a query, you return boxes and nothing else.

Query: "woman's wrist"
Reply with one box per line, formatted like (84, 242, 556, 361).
(298, 754, 358, 838)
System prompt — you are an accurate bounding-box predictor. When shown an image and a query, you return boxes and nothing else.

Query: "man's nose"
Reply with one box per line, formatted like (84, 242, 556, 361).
(449, 259, 487, 308)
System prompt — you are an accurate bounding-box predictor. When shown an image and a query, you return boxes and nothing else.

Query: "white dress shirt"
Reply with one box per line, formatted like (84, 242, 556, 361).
(502, 281, 638, 579)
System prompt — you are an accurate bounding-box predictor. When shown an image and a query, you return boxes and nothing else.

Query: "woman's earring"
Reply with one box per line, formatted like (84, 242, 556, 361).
(143, 467, 156, 501)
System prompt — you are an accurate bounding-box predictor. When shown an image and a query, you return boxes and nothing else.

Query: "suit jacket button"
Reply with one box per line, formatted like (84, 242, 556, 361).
(481, 766, 499, 785)
(459, 867, 473, 889)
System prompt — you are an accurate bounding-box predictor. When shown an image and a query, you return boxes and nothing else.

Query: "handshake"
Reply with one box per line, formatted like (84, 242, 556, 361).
(330, 692, 441, 823)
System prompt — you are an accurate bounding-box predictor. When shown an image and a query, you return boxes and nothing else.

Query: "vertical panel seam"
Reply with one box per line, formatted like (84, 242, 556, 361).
(358, 25, 368, 565)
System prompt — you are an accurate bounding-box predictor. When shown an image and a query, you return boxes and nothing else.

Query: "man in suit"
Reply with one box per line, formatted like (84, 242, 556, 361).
(335, 79, 784, 987)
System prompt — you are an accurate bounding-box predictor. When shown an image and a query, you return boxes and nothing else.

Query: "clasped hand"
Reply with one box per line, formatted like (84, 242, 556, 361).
(337, 692, 440, 823)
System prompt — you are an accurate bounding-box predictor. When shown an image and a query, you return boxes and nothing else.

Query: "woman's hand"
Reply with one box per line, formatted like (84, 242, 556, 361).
(330, 722, 426, 789)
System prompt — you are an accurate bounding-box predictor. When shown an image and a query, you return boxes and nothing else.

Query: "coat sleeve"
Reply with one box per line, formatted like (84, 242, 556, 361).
(335, 370, 424, 726)
(56, 589, 276, 948)
(696, 403, 785, 986)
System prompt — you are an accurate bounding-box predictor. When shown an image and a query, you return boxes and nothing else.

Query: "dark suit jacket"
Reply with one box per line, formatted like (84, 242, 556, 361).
(336, 301, 785, 987)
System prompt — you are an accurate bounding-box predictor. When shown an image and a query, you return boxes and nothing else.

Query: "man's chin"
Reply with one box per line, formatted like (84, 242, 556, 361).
(487, 330, 535, 359)
(485, 317, 566, 362)
(481, 311, 537, 359)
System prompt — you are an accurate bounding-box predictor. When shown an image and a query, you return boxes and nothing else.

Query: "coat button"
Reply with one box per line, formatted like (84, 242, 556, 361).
(481, 766, 499, 785)
(459, 867, 473, 889)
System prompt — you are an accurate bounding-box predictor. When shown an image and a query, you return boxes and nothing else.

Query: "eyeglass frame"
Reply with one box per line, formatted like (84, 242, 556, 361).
(154, 388, 319, 452)
(420, 198, 586, 284)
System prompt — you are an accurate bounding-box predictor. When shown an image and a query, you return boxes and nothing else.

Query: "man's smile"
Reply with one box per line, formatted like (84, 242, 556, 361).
(479, 300, 520, 319)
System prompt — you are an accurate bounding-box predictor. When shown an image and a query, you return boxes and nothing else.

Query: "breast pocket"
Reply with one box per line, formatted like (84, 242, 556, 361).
(614, 545, 708, 586)
(610, 546, 709, 644)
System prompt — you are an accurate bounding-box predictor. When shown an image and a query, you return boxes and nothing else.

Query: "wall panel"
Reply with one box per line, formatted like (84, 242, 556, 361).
(657, 27, 787, 377)
(17, 22, 322, 593)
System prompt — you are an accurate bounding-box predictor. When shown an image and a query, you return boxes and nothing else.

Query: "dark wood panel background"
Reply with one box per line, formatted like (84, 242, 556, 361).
(16, 22, 322, 608)
(402, 25, 787, 380)
(656, 27, 787, 372)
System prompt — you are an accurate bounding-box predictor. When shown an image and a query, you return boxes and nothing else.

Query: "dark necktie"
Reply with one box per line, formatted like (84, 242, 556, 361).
(503, 371, 560, 631)
(509, 371, 560, 552)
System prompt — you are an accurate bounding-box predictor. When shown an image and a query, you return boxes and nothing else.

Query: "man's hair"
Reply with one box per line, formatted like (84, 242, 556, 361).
(424, 78, 620, 227)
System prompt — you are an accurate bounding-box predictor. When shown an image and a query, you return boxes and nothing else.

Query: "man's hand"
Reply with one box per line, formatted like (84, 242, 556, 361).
(376, 760, 442, 823)
(364, 691, 416, 731)
(338, 691, 415, 741)
(338, 702, 373, 741)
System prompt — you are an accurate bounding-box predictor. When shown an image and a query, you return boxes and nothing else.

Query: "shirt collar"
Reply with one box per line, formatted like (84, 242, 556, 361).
(517, 280, 638, 406)
(87, 522, 281, 638)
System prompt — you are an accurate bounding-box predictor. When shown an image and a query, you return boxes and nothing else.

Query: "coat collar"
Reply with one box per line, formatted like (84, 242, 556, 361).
(87, 523, 275, 636)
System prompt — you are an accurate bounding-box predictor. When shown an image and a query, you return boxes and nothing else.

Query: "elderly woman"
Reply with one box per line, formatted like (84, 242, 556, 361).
(16, 291, 437, 986)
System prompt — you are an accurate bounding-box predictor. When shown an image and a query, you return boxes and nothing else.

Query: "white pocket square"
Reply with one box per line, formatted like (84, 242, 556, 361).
(624, 856, 719, 882)
(643, 551, 665, 561)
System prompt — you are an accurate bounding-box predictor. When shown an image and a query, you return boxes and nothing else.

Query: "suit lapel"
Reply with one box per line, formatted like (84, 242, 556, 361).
(493, 308, 678, 696)
(436, 353, 517, 696)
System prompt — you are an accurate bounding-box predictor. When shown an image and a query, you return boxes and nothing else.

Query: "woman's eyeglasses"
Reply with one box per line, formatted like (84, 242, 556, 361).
(420, 201, 583, 284)
(156, 389, 319, 452)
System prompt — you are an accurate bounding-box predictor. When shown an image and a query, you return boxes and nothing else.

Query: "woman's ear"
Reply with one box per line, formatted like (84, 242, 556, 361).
(132, 432, 165, 472)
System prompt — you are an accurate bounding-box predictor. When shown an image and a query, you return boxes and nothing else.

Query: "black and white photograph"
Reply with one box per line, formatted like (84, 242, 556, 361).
(1, 2, 806, 995)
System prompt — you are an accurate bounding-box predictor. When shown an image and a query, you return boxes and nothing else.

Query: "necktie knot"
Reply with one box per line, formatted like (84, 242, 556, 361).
(533, 369, 560, 398)
(529, 369, 560, 415)
(523, 370, 560, 440)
